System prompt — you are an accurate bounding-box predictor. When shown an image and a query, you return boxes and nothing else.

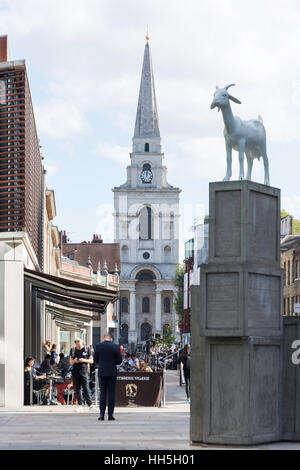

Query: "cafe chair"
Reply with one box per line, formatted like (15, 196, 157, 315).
(65, 388, 75, 405)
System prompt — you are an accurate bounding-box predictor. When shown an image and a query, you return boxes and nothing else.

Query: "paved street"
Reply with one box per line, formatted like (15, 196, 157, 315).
(0, 370, 299, 450)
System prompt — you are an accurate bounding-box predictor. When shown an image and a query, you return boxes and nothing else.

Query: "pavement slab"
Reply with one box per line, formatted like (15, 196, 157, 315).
(0, 371, 299, 450)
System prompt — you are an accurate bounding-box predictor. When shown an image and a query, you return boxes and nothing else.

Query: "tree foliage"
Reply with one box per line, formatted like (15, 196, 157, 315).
(155, 323, 176, 349)
(174, 263, 185, 322)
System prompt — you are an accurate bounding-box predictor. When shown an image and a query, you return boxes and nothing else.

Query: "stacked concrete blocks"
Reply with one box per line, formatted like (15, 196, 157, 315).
(191, 181, 283, 445)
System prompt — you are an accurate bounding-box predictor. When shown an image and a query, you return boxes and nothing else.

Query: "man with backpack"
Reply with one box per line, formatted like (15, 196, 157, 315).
(70, 338, 94, 412)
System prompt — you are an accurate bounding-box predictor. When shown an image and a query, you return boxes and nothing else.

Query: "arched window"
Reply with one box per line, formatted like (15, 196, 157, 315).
(121, 297, 129, 313)
(164, 245, 171, 263)
(120, 324, 128, 344)
(142, 297, 150, 313)
(164, 297, 171, 313)
(136, 270, 155, 281)
(145, 143, 149, 152)
(121, 245, 129, 262)
(141, 322, 152, 341)
(139, 206, 152, 240)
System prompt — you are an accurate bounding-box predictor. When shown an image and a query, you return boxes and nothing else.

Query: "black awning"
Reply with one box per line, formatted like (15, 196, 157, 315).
(24, 267, 119, 314)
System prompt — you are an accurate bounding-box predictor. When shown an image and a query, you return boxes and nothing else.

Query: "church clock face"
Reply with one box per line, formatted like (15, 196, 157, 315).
(141, 164, 153, 184)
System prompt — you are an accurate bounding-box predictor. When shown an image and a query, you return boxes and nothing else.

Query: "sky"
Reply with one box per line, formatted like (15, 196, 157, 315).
(1, 0, 300, 261)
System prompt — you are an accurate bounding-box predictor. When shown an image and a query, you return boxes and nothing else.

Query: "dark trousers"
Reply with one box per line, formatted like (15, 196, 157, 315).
(72, 369, 92, 406)
(99, 376, 117, 417)
(184, 370, 190, 399)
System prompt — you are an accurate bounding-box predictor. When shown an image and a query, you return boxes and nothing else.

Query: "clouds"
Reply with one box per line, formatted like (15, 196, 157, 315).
(282, 196, 300, 221)
(35, 98, 90, 139)
(95, 142, 131, 167)
(3, 0, 300, 144)
(0, 0, 299, 241)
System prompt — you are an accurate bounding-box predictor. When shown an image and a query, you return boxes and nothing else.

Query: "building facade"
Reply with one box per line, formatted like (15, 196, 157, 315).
(281, 235, 300, 316)
(61, 234, 120, 345)
(0, 35, 43, 268)
(181, 222, 209, 344)
(113, 38, 181, 348)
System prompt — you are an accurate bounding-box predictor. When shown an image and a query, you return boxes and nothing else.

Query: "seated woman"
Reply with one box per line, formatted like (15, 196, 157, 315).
(139, 360, 153, 372)
(39, 354, 52, 374)
(24, 357, 50, 405)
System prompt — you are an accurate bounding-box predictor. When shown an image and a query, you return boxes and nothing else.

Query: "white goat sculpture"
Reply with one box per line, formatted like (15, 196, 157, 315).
(210, 84, 270, 186)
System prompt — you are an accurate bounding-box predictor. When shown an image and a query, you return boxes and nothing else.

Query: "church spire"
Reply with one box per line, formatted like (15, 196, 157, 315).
(133, 36, 161, 154)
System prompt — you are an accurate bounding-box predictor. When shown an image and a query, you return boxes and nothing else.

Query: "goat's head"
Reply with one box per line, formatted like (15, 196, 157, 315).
(210, 84, 241, 111)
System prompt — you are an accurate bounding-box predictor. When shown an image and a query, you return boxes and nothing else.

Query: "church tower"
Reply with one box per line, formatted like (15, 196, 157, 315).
(113, 35, 181, 348)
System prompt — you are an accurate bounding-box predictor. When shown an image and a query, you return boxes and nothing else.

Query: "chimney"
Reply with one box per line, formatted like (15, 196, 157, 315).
(0, 36, 8, 63)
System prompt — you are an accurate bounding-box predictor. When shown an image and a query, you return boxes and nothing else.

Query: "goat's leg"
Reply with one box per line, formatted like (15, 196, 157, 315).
(223, 144, 232, 181)
(238, 140, 245, 180)
(262, 151, 270, 186)
(245, 152, 253, 181)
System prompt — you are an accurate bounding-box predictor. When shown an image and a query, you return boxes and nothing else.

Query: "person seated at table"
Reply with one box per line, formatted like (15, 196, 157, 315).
(57, 353, 71, 377)
(24, 357, 50, 405)
(139, 360, 153, 372)
(128, 353, 140, 371)
(39, 354, 52, 375)
(56, 379, 78, 405)
(119, 352, 131, 371)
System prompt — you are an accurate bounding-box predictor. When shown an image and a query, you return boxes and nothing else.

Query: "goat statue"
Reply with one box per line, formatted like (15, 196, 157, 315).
(210, 84, 270, 186)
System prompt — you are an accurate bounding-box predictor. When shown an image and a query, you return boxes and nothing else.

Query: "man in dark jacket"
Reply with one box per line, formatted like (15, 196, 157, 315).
(94, 334, 122, 421)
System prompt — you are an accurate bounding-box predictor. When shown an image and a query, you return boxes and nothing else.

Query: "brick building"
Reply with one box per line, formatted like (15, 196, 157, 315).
(0, 35, 43, 268)
(281, 235, 300, 316)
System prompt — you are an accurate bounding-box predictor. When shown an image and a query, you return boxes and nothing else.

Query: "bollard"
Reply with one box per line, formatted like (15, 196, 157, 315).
(163, 361, 167, 407)
(30, 369, 33, 406)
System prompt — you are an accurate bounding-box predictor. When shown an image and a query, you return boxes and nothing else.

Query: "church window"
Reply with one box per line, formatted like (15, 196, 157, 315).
(142, 297, 150, 313)
(164, 245, 171, 263)
(141, 322, 152, 341)
(120, 324, 129, 344)
(143, 252, 150, 260)
(164, 297, 171, 313)
(121, 297, 129, 313)
(145, 143, 149, 152)
(139, 206, 152, 240)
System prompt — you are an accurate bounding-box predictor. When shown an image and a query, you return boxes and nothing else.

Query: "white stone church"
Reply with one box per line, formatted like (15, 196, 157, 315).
(112, 37, 181, 348)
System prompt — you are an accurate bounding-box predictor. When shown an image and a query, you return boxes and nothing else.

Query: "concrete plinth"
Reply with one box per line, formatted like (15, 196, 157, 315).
(191, 181, 283, 445)
(0, 240, 25, 408)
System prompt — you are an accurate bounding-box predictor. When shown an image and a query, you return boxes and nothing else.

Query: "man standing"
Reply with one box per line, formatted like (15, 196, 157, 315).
(70, 338, 94, 412)
(94, 334, 122, 421)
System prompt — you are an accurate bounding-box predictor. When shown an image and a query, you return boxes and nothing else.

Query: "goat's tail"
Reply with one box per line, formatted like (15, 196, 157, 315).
(258, 115, 263, 124)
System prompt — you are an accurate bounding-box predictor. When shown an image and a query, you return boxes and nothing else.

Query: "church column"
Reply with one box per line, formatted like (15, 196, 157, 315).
(155, 289, 162, 336)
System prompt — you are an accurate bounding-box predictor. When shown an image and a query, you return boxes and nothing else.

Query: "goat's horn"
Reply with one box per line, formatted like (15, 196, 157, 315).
(225, 84, 236, 90)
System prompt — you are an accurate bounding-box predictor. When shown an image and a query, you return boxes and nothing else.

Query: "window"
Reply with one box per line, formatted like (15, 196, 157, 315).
(288, 260, 290, 286)
(164, 246, 171, 263)
(142, 297, 150, 313)
(141, 322, 151, 341)
(121, 297, 129, 313)
(164, 297, 171, 313)
(145, 143, 149, 152)
(139, 206, 152, 240)
(120, 324, 128, 344)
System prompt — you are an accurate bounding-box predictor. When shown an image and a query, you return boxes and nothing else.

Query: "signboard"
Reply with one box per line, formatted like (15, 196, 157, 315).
(294, 303, 300, 315)
(115, 371, 163, 407)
